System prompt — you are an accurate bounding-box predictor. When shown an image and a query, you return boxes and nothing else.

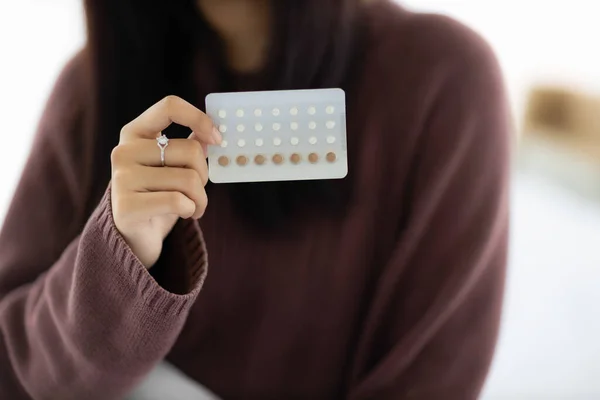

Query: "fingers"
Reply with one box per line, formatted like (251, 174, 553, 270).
(113, 166, 208, 220)
(111, 138, 208, 185)
(188, 131, 209, 157)
(114, 192, 197, 222)
(112, 95, 215, 222)
(120, 95, 221, 145)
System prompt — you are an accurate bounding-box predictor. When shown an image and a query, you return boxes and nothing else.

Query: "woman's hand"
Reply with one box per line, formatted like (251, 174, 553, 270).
(110, 95, 221, 268)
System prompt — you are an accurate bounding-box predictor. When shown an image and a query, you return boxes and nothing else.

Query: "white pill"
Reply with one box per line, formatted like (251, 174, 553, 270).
(326, 121, 336, 129)
(308, 136, 317, 144)
(290, 107, 298, 116)
(290, 122, 299, 131)
(326, 136, 336, 144)
(254, 108, 262, 117)
(326, 106, 335, 114)
(290, 137, 299, 145)
(236, 109, 244, 117)
(220, 140, 228, 148)
(308, 121, 317, 130)
(272, 123, 281, 131)
(237, 124, 245, 132)
(272, 108, 280, 116)
(273, 137, 282, 146)
(255, 123, 263, 132)
(218, 125, 227, 133)
(308, 106, 316, 115)
(237, 139, 246, 147)
(255, 138, 264, 147)
(218, 109, 227, 118)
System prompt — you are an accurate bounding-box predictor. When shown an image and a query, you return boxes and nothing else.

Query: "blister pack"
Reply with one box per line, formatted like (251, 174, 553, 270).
(205, 88, 347, 183)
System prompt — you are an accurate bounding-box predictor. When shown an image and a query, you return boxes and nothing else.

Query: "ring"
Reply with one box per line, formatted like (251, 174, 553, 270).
(156, 134, 169, 167)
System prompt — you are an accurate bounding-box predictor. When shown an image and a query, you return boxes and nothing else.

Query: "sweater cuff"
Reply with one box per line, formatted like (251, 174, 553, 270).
(82, 187, 208, 317)
(152, 216, 209, 295)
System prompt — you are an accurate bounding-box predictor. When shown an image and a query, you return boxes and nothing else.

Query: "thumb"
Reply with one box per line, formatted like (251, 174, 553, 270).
(189, 131, 209, 159)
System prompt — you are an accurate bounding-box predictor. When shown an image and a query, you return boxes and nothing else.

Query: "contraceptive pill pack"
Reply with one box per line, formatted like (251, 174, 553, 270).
(205, 88, 348, 183)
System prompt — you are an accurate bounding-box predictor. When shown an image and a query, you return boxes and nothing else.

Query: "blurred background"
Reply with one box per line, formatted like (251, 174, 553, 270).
(1, 0, 599, 398)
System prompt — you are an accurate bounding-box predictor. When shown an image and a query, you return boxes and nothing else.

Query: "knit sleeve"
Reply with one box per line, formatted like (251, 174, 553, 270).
(0, 53, 208, 400)
(346, 17, 511, 400)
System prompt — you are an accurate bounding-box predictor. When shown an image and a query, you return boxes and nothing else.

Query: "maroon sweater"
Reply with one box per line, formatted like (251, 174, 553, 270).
(0, 3, 510, 399)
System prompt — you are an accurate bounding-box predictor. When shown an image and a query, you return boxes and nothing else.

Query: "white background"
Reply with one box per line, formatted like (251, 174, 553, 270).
(1, 1, 599, 399)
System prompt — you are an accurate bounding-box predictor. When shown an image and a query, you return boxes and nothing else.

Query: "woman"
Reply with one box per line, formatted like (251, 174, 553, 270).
(0, 0, 510, 399)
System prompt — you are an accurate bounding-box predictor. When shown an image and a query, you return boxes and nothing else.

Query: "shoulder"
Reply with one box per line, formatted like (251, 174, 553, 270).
(348, 3, 510, 209)
(353, 2, 508, 146)
(55, 49, 87, 87)
(36, 49, 90, 155)
(44, 49, 89, 124)
(355, 1, 506, 128)
(360, 2, 501, 84)
(33, 49, 91, 177)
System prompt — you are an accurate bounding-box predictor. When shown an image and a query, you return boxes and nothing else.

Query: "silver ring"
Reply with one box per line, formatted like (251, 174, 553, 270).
(156, 134, 169, 167)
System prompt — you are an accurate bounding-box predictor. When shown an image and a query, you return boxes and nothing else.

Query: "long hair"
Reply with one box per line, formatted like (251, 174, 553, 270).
(82, 0, 367, 228)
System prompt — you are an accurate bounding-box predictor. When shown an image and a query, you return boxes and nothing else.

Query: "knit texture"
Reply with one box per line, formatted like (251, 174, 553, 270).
(0, 2, 511, 399)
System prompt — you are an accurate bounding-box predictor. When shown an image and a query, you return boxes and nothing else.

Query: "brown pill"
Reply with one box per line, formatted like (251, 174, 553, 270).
(218, 156, 230, 167)
(272, 154, 284, 165)
(308, 152, 319, 164)
(236, 155, 248, 166)
(326, 152, 337, 163)
(290, 153, 302, 164)
(254, 154, 266, 165)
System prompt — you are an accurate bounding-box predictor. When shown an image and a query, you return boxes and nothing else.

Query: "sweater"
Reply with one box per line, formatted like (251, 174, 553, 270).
(0, 3, 511, 399)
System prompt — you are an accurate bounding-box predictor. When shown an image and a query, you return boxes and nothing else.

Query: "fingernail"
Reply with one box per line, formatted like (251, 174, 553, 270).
(211, 127, 222, 144)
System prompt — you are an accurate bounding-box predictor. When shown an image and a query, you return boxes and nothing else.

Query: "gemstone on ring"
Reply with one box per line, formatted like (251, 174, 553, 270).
(157, 135, 169, 146)
(157, 134, 169, 167)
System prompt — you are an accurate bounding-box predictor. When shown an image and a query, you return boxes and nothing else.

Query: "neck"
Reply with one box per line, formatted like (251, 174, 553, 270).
(197, 0, 272, 73)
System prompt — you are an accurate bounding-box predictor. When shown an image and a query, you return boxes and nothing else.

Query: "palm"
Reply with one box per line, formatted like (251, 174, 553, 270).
(126, 215, 179, 268)
(151, 214, 179, 238)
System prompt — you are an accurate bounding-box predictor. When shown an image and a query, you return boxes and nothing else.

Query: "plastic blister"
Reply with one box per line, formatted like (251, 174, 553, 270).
(205, 88, 348, 183)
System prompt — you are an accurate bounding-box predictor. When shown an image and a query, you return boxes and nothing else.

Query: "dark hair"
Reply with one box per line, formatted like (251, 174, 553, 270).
(83, 0, 366, 228)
